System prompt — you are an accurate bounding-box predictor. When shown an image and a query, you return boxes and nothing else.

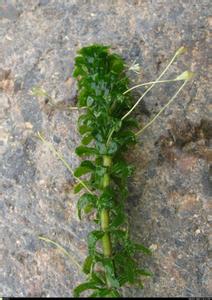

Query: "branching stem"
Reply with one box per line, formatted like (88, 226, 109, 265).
(123, 78, 181, 94)
(135, 80, 188, 136)
(121, 49, 182, 121)
(106, 48, 184, 146)
(37, 132, 94, 195)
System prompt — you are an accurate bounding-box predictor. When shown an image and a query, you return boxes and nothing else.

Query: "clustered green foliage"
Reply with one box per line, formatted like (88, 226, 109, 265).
(36, 42, 193, 297)
(73, 45, 152, 298)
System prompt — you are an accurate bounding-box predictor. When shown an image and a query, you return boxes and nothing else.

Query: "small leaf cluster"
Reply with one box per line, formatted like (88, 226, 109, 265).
(73, 44, 152, 297)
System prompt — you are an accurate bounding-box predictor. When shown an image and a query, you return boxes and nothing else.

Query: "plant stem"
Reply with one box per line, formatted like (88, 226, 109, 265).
(135, 80, 187, 136)
(37, 132, 94, 195)
(121, 49, 181, 121)
(38, 236, 81, 270)
(101, 156, 112, 257)
(103, 155, 112, 167)
(123, 78, 180, 94)
(106, 48, 184, 147)
(101, 208, 112, 257)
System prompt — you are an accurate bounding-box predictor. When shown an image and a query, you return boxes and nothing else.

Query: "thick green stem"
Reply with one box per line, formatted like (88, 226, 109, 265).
(103, 155, 112, 167)
(101, 208, 112, 257)
(101, 156, 112, 257)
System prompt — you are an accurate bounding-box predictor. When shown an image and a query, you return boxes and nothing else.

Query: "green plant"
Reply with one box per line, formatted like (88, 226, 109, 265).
(37, 44, 193, 298)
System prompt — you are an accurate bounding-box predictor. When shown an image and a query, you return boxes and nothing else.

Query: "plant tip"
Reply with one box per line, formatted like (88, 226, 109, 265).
(176, 70, 195, 81)
(175, 46, 187, 57)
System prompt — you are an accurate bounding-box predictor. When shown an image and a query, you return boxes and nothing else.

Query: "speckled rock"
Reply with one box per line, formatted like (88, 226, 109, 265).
(0, 0, 211, 297)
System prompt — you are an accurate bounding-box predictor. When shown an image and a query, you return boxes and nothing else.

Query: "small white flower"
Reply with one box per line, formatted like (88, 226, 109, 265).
(128, 59, 141, 74)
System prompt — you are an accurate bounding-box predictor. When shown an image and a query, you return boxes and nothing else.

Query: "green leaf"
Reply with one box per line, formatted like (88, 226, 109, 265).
(122, 117, 139, 129)
(74, 166, 92, 177)
(96, 141, 107, 155)
(89, 288, 120, 298)
(107, 289, 121, 297)
(137, 268, 153, 277)
(114, 253, 137, 285)
(80, 160, 96, 169)
(133, 243, 152, 255)
(84, 203, 94, 214)
(111, 209, 125, 228)
(74, 180, 91, 194)
(93, 166, 107, 188)
(102, 258, 120, 288)
(96, 166, 107, 177)
(115, 130, 136, 148)
(74, 160, 95, 177)
(75, 146, 97, 156)
(88, 230, 104, 255)
(81, 133, 93, 145)
(78, 113, 89, 126)
(98, 188, 115, 209)
(91, 272, 106, 285)
(107, 141, 118, 155)
(113, 229, 127, 240)
(111, 161, 134, 178)
(79, 125, 92, 135)
(87, 96, 94, 106)
(73, 281, 99, 298)
(113, 120, 122, 132)
(110, 54, 124, 73)
(77, 193, 97, 219)
(82, 255, 93, 274)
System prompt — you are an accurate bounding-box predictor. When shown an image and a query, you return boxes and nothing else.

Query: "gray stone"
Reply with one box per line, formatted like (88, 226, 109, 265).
(0, 0, 211, 297)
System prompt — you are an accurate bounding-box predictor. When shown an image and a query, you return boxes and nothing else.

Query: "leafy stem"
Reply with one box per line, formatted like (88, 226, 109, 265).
(37, 44, 193, 298)
(71, 44, 157, 297)
(101, 156, 113, 258)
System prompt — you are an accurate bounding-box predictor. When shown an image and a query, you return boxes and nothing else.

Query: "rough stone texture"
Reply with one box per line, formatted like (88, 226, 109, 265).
(0, 0, 211, 297)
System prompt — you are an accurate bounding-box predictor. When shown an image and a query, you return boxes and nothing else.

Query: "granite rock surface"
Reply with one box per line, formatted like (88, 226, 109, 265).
(0, 0, 211, 297)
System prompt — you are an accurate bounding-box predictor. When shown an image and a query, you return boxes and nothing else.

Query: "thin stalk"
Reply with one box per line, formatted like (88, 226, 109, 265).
(38, 236, 81, 270)
(135, 80, 187, 136)
(106, 128, 115, 147)
(37, 132, 94, 195)
(101, 156, 112, 257)
(123, 78, 181, 94)
(68, 106, 87, 110)
(106, 48, 185, 146)
(121, 48, 184, 121)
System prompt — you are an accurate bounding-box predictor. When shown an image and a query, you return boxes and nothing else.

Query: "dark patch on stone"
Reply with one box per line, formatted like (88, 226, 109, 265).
(0, 68, 11, 81)
(175, 238, 185, 247)
(53, 135, 61, 144)
(1, 137, 37, 184)
(25, 237, 40, 253)
(200, 119, 212, 140)
(160, 207, 172, 218)
(25, 137, 37, 153)
(0, 3, 20, 20)
(157, 118, 212, 164)
(38, 0, 50, 6)
(20, 95, 42, 131)
(14, 78, 22, 93)
(202, 166, 212, 197)
(127, 185, 143, 207)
